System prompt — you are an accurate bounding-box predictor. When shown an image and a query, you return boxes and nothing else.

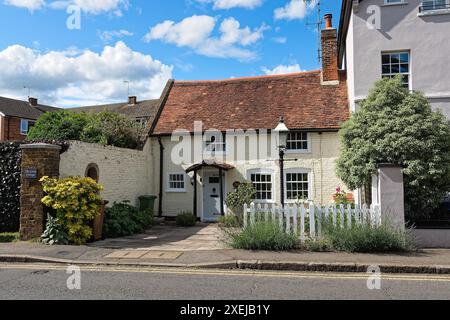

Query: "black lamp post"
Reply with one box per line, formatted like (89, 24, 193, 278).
(274, 117, 289, 207)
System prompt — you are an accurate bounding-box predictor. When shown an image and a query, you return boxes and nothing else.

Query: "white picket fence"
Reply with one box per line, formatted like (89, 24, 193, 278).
(243, 203, 381, 241)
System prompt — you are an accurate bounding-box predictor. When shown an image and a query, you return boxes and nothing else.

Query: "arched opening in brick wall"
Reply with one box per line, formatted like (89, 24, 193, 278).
(85, 163, 99, 183)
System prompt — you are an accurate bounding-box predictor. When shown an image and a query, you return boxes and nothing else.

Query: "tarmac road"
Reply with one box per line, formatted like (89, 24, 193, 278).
(0, 263, 449, 300)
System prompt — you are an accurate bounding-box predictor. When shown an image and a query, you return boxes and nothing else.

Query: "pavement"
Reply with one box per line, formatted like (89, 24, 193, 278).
(1, 223, 450, 274)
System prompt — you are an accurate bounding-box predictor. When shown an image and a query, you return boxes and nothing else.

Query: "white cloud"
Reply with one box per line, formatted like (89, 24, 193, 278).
(272, 37, 287, 44)
(6, 0, 128, 15)
(72, 0, 128, 15)
(274, 0, 316, 21)
(0, 42, 173, 107)
(99, 29, 133, 42)
(4, 0, 45, 11)
(144, 15, 268, 60)
(195, 0, 263, 10)
(261, 64, 302, 75)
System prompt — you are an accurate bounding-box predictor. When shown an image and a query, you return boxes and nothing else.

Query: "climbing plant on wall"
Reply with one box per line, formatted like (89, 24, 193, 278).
(0, 142, 22, 232)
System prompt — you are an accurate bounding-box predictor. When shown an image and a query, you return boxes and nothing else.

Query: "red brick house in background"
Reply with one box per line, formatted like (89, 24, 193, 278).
(0, 96, 59, 141)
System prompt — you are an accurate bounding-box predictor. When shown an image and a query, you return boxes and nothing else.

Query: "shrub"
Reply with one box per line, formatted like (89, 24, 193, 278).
(225, 182, 256, 215)
(176, 211, 197, 227)
(81, 111, 144, 149)
(322, 221, 414, 253)
(0, 232, 19, 243)
(228, 221, 299, 251)
(218, 215, 242, 228)
(0, 142, 21, 232)
(28, 110, 89, 141)
(103, 202, 154, 238)
(41, 176, 103, 245)
(337, 76, 450, 219)
(28, 110, 144, 149)
(41, 214, 69, 245)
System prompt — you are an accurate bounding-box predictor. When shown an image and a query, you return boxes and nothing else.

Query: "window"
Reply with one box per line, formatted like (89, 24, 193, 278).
(381, 51, 410, 88)
(249, 170, 274, 201)
(135, 118, 148, 128)
(204, 133, 226, 154)
(20, 119, 34, 135)
(385, 0, 404, 4)
(286, 132, 309, 152)
(167, 173, 186, 192)
(285, 170, 311, 201)
(421, 0, 449, 11)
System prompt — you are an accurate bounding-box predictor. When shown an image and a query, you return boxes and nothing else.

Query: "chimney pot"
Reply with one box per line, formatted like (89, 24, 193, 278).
(128, 96, 137, 105)
(324, 14, 333, 29)
(28, 97, 38, 106)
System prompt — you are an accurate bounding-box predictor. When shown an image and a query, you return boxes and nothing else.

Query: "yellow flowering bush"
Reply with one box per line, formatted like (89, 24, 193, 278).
(40, 176, 103, 245)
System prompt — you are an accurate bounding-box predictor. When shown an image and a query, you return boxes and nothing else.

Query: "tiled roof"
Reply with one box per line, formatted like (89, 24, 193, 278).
(0, 96, 59, 119)
(70, 99, 160, 120)
(152, 70, 349, 135)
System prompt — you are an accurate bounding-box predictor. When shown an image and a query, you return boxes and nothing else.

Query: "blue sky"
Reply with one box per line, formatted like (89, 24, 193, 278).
(0, 0, 340, 107)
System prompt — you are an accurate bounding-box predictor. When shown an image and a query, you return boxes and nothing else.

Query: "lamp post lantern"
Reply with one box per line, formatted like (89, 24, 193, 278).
(274, 117, 289, 207)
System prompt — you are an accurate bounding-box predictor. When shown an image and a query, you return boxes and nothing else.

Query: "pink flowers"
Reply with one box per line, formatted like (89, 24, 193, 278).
(333, 186, 355, 205)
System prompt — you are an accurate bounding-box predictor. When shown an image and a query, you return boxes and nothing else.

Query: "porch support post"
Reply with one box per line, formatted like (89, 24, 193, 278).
(193, 170, 198, 219)
(219, 168, 225, 215)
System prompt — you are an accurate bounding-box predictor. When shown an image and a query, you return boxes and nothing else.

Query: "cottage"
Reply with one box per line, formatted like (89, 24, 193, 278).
(149, 15, 350, 221)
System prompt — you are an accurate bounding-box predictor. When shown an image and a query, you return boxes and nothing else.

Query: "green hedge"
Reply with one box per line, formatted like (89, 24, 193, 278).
(0, 142, 22, 232)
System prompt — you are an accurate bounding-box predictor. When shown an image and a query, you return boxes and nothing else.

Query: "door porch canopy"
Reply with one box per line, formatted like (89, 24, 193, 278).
(185, 160, 235, 173)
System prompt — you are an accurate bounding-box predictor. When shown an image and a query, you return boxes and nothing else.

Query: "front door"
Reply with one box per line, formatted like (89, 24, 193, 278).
(202, 172, 222, 222)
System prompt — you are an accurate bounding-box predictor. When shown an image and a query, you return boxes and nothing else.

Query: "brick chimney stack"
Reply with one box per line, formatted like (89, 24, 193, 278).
(321, 14, 339, 84)
(128, 96, 137, 105)
(28, 97, 38, 106)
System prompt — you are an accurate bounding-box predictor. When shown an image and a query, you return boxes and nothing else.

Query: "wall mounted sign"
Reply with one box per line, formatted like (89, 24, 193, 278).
(24, 168, 38, 179)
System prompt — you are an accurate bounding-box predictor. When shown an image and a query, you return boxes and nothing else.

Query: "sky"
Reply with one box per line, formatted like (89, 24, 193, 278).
(0, 0, 341, 108)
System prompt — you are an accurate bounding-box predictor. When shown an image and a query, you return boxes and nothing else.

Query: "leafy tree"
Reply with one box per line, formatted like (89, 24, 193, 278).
(28, 110, 88, 141)
(337, 76, 450, 219)
(28, 110, 144, 149)
(81, 111, 144, 149)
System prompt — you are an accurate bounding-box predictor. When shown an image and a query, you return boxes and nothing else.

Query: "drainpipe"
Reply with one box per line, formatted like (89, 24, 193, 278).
(158, 137, 164, 217)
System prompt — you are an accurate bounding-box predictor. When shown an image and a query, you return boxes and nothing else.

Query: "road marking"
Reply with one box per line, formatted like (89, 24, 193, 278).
(1, 263, 450, 282)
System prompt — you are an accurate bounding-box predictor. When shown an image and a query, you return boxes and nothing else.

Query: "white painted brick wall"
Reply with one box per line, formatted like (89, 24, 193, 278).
(59, 140, 153, 207)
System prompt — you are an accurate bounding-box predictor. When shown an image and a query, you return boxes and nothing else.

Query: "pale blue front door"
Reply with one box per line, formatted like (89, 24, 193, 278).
(202, 172, 222, 221)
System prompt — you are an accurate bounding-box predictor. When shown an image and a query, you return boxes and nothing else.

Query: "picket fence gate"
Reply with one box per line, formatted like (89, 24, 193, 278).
(243, 203, 381, 241)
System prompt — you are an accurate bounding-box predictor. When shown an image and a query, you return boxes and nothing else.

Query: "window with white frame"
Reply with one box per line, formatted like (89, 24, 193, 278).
(422, 0, 449, 11)
(381, 51, 410, 88)
(286, 132, 309, 152)
(204, 133, 226, 154)
(167, 173, 186, 192)
(20, 119, 34, 135)
(249, 170, 274, 201)
(285, 170, 311, 201)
